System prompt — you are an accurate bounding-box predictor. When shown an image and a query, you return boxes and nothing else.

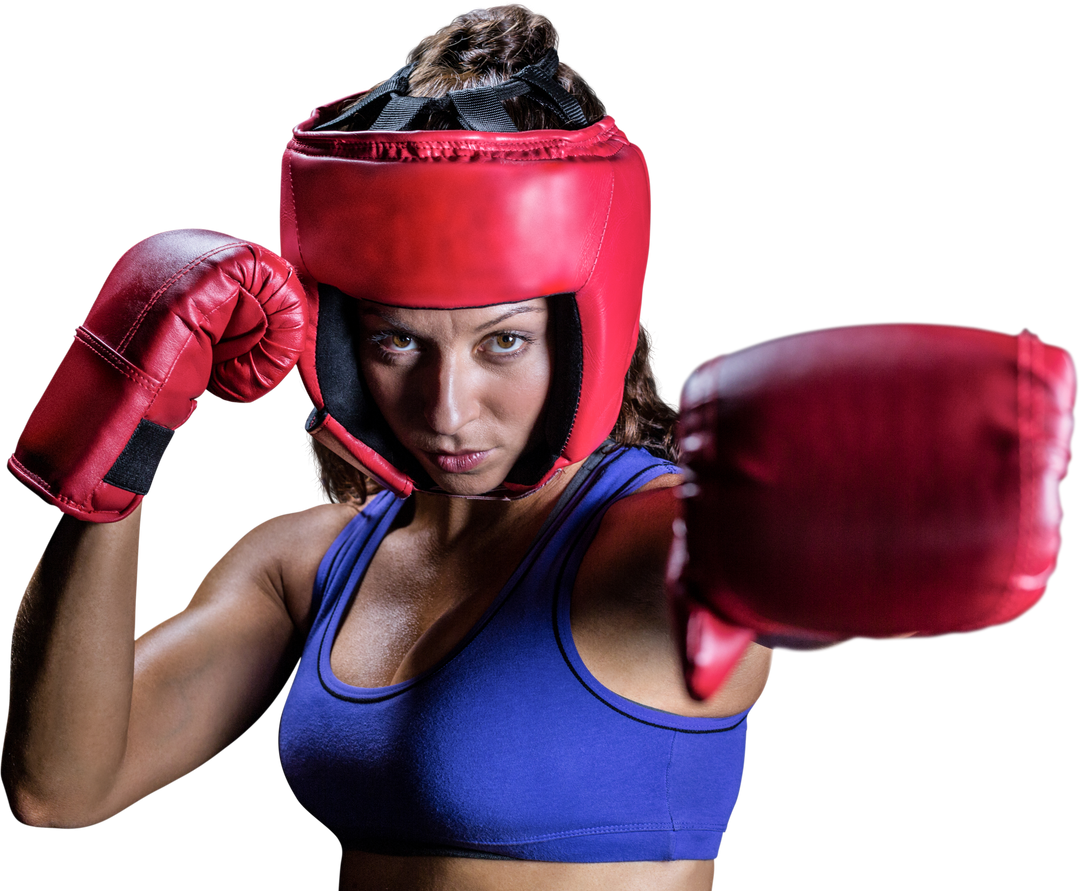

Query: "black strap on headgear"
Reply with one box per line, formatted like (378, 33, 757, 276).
(314, 49, 588, 133)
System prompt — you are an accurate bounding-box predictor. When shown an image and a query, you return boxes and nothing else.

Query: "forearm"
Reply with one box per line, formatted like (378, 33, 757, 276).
(3, 507, 141, 825)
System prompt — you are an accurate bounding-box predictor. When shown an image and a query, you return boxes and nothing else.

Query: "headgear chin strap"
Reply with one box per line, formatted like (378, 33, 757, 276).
(281, 54, 650, 499)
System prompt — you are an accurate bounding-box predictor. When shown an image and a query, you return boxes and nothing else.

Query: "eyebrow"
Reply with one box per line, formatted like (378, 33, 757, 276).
(359, 304, 546, 335)
(473, 305, 545, 332)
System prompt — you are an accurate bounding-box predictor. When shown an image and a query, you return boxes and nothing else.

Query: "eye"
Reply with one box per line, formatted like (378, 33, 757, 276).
(380, 332, 418, 352)
(484, 332, 529, 355)
(390, 333, 416, 351)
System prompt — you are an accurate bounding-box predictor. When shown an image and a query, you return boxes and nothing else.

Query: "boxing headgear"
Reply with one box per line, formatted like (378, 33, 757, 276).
(280, 51, 650, 497)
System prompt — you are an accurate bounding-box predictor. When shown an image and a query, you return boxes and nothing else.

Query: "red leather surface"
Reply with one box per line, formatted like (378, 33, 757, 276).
(9, 230, 307, 521)
(670, 325, 1075, 697)
(282, 115, 649, 494)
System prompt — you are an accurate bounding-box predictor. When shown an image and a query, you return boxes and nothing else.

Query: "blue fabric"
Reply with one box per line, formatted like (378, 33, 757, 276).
(278, 446, 749, 862)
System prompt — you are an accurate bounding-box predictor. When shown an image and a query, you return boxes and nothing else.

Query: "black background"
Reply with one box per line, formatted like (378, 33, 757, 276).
(4, 3, 1071, 885)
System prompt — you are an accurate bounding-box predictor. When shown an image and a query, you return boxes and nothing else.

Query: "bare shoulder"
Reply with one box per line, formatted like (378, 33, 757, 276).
(573, 472, 771, 718)
(634, 472, 684, 496)
(200, 501, 361, 631)
(588, 472, 683, 568)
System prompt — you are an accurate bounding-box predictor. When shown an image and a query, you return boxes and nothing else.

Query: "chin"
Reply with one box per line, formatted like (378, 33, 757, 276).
(428, 467, 508, 497)
(416, 454, 510, 497)
(433, 480, 498, 497)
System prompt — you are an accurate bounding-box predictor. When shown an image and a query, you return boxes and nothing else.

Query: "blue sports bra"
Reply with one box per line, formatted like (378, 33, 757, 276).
(278, 445, 749, 862)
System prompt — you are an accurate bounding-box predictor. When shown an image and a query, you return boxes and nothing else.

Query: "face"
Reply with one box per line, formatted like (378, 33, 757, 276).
(357, 298, 553, 496)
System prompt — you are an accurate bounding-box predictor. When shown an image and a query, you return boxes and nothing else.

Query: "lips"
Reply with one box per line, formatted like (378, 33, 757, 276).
(427, 450, 492, 474)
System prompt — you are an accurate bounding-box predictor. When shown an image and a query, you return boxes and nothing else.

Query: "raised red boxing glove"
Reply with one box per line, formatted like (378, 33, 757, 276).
(668, 325, 1075, 700)
(8, 230, 307, 522)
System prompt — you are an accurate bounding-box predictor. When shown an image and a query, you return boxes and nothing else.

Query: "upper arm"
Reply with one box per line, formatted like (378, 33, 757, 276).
(104, 504, 355, 816)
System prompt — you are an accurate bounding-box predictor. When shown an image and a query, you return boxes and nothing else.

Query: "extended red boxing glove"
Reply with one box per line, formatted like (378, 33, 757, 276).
(668, 325, 1075, 699)
(8, 230, 307, 522)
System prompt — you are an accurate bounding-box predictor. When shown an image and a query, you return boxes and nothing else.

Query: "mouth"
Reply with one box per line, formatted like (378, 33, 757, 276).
(425, 449, 493, 474)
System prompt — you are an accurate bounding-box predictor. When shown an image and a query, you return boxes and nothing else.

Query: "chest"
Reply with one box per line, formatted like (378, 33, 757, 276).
(328, 526, 530, 688)
(324, 491, 719, 722)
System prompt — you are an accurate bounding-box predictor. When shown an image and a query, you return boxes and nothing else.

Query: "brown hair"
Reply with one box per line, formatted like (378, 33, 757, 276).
(611, 327, 681, 464)
(336, 5, 605, 132)
(314, 6, 678, 503)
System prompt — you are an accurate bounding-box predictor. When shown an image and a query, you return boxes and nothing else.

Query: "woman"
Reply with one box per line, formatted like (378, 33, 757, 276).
(6, 8, 769, 890)
(2, 3, 1071, 885)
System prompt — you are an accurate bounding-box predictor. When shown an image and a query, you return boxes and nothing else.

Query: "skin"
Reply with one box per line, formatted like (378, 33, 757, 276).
(356, 298, 554, 500)
(2, 300, 770, 891)
(341, 302, 771, 890)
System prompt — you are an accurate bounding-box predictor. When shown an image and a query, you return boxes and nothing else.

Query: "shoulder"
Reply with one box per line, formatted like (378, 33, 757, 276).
(574, 471, 681, 629)
(590, 471, 683, 567)
(574, 468, 772, 717)
(244, 500, 362, 548)
(572, 471, 681, 637)
(220, 501, 363, 630)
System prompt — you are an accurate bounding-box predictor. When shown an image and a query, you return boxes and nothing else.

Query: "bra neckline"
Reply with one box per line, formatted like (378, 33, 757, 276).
(316, 486, 575, 702)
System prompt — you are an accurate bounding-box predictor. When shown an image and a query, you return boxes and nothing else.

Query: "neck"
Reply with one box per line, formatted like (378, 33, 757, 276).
(408, 462, 583, 548)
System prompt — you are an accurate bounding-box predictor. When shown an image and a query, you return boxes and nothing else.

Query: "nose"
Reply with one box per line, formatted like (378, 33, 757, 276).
(421, 352, 481, 437)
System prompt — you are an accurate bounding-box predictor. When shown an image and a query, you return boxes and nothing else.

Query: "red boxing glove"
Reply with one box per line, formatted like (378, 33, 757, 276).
(668, 325, 1075, 699)
(8, 230, 307, 522)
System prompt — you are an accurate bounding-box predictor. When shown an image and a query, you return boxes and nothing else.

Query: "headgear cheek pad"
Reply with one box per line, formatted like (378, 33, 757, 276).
(281, 104, 650, 498)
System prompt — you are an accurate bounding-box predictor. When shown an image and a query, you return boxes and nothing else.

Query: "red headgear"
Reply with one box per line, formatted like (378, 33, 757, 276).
(281, 60, 650, 497)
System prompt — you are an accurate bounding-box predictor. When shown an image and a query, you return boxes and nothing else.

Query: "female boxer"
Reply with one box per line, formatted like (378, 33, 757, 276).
(4, 8, 771, 891)
(4, 7, 1072, 891)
